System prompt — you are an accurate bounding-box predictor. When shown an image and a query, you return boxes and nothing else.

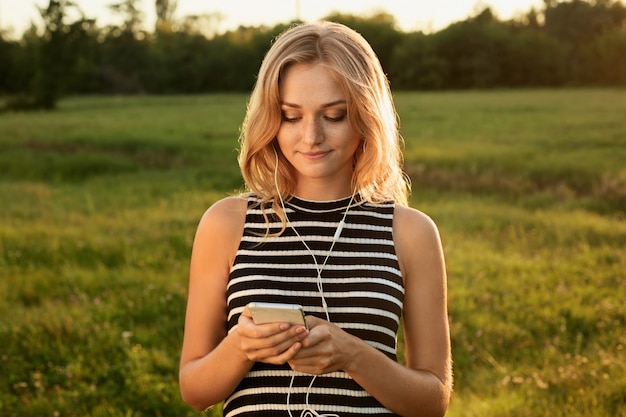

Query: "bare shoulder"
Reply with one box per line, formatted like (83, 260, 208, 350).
(392, 204, 445, 281)
(393, 204, 441, 244)
(199, 195, 248, 228)
(193, 195, 248, 266)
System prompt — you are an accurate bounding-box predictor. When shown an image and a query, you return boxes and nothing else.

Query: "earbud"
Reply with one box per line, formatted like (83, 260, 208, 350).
(333, 221, 345, 242)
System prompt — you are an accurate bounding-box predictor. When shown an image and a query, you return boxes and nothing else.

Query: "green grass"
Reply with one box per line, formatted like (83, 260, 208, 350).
(1, 90, 625, 416)
(397, 90, 626, 212)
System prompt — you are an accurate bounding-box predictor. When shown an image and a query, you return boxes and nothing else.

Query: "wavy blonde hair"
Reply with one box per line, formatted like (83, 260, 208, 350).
(238, 21, 409, 224)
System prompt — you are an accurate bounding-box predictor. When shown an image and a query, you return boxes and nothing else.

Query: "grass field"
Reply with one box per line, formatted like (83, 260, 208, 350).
(1, 90, 625, 416)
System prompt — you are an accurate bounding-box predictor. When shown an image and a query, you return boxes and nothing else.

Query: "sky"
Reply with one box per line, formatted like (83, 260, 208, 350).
(0, 0, 545, 37)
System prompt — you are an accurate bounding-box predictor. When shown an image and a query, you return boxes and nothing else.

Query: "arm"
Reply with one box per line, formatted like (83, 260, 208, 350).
(178, 196, 251, 410)
(288, 205, 452, 417)
(179, 196, 308, 411)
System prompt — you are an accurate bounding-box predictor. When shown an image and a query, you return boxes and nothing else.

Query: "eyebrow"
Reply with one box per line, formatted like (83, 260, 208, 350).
(280, 99, 347, 109)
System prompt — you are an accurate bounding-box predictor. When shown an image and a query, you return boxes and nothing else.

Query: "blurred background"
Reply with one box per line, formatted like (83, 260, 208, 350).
(1, 0, 625, 109)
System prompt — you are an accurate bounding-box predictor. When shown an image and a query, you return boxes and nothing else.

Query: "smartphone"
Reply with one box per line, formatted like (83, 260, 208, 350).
(246, 302, 307, 328)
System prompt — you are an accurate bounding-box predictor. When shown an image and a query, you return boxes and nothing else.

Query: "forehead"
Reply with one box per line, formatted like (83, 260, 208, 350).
(279, 63, 346, 104)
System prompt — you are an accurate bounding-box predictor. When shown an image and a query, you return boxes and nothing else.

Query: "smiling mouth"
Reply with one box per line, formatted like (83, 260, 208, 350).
(301, 151, 330, 159)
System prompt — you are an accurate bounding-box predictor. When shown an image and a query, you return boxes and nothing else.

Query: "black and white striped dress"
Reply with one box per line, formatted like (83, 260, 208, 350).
(224, 194, 404, 417)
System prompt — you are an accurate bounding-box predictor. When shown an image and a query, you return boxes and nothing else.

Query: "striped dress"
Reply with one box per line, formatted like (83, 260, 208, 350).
(224, 194, 404, 417)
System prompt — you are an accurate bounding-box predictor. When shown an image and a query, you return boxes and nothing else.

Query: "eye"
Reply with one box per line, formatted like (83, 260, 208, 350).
(281, 113, 301, 123)
(325, 113, 347, 122)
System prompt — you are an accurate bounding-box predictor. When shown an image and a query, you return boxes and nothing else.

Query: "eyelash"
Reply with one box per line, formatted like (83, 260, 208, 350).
(281, 114, 346, 123)
(326, 115, 346, 122)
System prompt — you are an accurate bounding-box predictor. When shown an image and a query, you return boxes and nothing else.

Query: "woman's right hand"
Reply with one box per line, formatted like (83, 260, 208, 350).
(236, 314, 309, 365)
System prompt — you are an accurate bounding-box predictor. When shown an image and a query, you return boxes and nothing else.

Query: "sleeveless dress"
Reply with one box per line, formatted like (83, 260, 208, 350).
(224, 194, 404, 417)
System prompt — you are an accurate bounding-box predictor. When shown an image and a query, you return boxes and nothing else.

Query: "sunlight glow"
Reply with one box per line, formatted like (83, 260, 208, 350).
(0, 0, 545, 36)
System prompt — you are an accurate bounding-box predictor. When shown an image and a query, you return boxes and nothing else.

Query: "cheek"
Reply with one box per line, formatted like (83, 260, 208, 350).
(276, 123, 296, 141)
(325, 123, 355, 141)
(275, 126, 298, 156)
(274, 129, 287, 150)
(342, 127, 362, 148)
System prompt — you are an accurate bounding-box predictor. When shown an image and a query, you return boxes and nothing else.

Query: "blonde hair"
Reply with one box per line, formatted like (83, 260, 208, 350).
(238, 21, 409, 224)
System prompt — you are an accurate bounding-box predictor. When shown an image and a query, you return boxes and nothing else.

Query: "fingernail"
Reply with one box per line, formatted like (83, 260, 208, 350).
(279, 323, 290, 331)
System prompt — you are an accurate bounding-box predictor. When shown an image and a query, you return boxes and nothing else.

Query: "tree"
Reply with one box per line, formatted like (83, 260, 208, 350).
(426, 8, 510, 89)
(103, 0, 148, 93)
(502, 29, 567, 86)
(108, 0, 144, 35)
(5, 1, 626, 97)
(390, 32, 450, 90)
(31, 0, 80, 109)
(178, 12, 225, 39)
(579, 28, 626, 85)
(542, 0, 626, 83)
(155, 0, 178, 33)
(0, 32, 18, 94)
(64, 17, 101, 93)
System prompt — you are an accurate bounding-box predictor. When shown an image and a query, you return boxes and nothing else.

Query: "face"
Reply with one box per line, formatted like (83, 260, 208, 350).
(276, 63, 361, 199)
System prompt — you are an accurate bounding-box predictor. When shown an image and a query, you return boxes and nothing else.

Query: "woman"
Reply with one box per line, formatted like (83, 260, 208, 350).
(179, 21, 452, 417)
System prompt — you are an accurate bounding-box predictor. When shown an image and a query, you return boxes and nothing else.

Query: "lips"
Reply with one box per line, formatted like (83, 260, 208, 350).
(300, 151, 330, 160)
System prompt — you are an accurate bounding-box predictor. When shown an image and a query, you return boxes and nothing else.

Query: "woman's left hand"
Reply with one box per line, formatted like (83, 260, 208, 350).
(287, 315, 359, 375)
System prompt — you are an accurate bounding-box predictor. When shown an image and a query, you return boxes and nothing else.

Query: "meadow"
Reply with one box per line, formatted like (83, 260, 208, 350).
(0, 89, 624, 416)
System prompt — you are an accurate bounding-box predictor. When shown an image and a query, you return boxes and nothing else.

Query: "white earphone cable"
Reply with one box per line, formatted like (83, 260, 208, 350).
(275, 147, 349, 417)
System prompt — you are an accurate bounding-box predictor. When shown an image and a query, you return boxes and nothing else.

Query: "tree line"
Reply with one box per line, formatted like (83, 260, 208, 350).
(1, 0, 625, 110)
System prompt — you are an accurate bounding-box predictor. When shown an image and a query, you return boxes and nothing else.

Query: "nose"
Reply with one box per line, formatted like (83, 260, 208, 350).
(302, 117, 323, 145)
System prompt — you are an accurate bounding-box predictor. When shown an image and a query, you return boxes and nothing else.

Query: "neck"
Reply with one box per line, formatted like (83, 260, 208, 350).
(294, 179, 354, 201)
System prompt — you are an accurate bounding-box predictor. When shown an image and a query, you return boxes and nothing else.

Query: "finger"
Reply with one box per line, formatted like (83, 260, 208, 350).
(245, 329, 301, 354)
(288, 356, 331, 375)
(238, 314, 290, 337)
(240, 325, 308, 361)
(304, 315, 325, 329)
(253, 340, 304, 365)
